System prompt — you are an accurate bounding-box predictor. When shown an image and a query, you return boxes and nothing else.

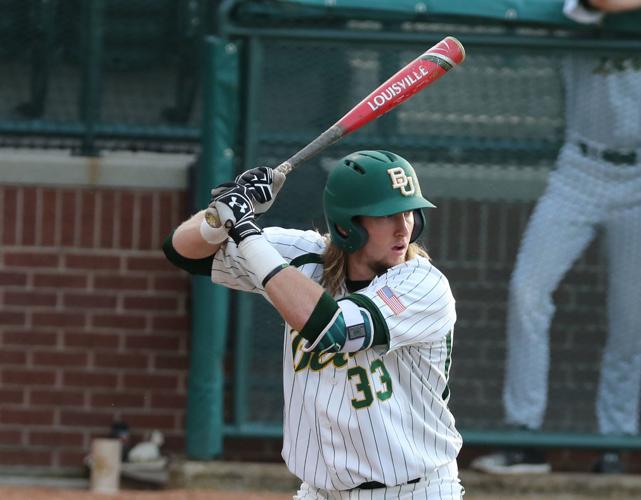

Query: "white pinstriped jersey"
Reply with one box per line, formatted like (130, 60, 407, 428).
(211, 227, 461, 490)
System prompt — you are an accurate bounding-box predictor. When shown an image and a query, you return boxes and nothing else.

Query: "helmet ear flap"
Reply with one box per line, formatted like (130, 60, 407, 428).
(332, 219, 368, 253)
(409, 209, 425, 244)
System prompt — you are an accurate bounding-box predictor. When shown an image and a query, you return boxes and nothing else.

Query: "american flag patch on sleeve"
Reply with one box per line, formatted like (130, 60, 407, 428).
(376, 285, 406, 315)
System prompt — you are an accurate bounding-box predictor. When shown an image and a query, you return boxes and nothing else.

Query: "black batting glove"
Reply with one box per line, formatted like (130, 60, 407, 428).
(210, 183, 262, 245)
(235, 166, 286, 216)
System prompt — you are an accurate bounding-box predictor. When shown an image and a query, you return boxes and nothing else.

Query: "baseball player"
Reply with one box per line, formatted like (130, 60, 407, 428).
(472, 0, 641, 474)
(164, 151, 464, 498)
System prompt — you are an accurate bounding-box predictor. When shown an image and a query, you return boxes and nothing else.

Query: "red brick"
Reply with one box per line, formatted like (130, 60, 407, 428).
(2, 187, 18, 245)
(121, 413, 177, 430)
(157, 192, 175, 242)
(0, 448, 51, 466)
(150, 392, 186, 409)
(122, 373, 178, 390)
(4, 251, 59, 268)
(21, 187, 37, 246)
(162, 433, 184, 452)
(40, 188, 58, 246)
(0, 350, 28, 365)
(63, 293, 117, 309)
(3, 370, 56, 386)
(1, 408, 54, 425)
(127, 255, 175, 272)
(31, 390, 85, 407)
(94, 352, 149, 370)
(0, 271, 28, 286)
(152, 275, 189, 292)
(4, 329, 58, 347)
(91, 392, 146, 408)
(119, 192, 135, 249)
(30, 430, 84, 447)
(92, 314, 146, 330)
(138, 192, 154, 250)
(63, 331, 120, 349)
(33, 272, 88, 289)
(124, 334, 180, 351)
(150, 315, 189, 332)
(61, 191, 78, 246)
(58, 449, 88, 468)
(65, 253, 120, 270)
(5, 290, 57, 307)
(0, 388, 25, 404)
(154, 354, 188, 371)
(63, 371, 118, 388)
(0, 429, 23, 446)
(32, 351, 89, 368)
(59, 410, 117, 428)
(80, 190, 97, 248)
(0, 311, 27, 326)
(94, 275, 148, 291)
(32, 311, 85, 328)
(123, 295, 178, 311)
(99, 190, 116, 248)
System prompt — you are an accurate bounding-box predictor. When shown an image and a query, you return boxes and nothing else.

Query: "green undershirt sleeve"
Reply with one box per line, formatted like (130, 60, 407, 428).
(162, 231, 215, 276)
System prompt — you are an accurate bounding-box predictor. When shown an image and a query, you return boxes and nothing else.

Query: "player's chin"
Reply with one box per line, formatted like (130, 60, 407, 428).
(385, 252, 406, 268)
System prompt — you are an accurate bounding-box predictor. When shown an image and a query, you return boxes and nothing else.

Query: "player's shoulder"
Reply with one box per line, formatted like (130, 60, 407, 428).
(379, 255, 450, 291)
(262, 226, 327, 259)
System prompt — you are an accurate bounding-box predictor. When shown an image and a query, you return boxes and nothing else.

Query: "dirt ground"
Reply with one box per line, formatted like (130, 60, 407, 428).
(0, 486, 632, 500)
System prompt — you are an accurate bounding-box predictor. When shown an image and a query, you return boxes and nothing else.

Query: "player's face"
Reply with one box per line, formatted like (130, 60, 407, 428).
(348, 211, 414, 280)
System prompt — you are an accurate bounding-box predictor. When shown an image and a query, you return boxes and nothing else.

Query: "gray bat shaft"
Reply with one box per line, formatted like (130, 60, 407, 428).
(275, 124, 345, 175)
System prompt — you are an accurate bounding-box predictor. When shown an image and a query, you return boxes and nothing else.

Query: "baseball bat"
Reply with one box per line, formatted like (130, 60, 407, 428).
(206, 35, 465, 227)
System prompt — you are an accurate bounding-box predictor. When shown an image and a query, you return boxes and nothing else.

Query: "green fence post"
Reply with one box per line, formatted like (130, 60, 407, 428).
(79, 0, 104, 156)
(186, 36, 239, 459)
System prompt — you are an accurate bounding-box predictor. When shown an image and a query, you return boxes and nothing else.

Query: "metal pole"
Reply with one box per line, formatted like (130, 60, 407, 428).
(79, 0, 104, 155)
(186, 36, 238, 459)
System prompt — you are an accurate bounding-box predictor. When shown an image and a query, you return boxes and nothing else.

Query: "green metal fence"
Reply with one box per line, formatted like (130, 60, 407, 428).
(0, 0, 219, 153)
(193, 1, 641, 457)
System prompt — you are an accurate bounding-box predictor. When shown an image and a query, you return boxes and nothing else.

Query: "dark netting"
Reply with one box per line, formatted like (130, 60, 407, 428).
(0, 0, 213, 150)
(234, 32, 640, 437)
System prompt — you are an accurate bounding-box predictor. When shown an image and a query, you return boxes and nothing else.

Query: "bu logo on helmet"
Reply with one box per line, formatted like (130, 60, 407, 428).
(387, 167, 415, 196)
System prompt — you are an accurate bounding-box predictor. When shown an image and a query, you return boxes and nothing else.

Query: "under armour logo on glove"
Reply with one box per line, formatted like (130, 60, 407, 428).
(228, 196, 248, 213)
(235, 166, 286, 215)
(210, 183, 262, 245)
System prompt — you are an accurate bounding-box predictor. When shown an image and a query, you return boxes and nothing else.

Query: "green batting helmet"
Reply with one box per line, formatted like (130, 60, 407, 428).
(323, 150, 435, 253)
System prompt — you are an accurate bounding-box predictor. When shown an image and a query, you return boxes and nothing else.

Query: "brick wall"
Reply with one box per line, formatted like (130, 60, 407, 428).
(0, 184, 190, 470)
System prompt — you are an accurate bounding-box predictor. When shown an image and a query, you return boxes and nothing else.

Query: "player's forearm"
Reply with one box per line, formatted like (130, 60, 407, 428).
(172, 210, 224, 259)
(585, 0, 641, 11)
(265, 267, 325, 332)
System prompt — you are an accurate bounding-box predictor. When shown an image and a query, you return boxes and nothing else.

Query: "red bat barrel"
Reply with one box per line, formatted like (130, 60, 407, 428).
(337, 36, 466, 134)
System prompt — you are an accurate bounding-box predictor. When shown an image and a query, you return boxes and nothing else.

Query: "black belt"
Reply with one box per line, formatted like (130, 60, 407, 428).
(578, 141, 638, 166)
(356, 477, 420, 490)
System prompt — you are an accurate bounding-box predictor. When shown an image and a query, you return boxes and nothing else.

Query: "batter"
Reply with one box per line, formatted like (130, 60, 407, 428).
(164, 151, 464, 498)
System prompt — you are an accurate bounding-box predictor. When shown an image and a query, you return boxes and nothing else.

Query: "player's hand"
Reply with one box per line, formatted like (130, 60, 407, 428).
(209, 182, 261, 245)
(235, 166, 285, 215)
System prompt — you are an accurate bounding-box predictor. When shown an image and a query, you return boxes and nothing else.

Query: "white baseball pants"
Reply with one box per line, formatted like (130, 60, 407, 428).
(503, 142, 641, 435)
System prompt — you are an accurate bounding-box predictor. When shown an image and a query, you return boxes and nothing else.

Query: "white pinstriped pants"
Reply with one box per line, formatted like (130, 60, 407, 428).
(503, 142, 641, 435)
(292, 461, 463, 499)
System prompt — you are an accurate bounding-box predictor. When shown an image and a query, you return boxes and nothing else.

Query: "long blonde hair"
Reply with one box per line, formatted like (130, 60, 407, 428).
(321, 234, 430, 296)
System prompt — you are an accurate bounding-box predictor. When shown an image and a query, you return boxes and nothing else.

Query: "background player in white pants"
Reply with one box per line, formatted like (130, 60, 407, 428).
(164, 151, 464, 498)
(472, 0, 641, 474)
